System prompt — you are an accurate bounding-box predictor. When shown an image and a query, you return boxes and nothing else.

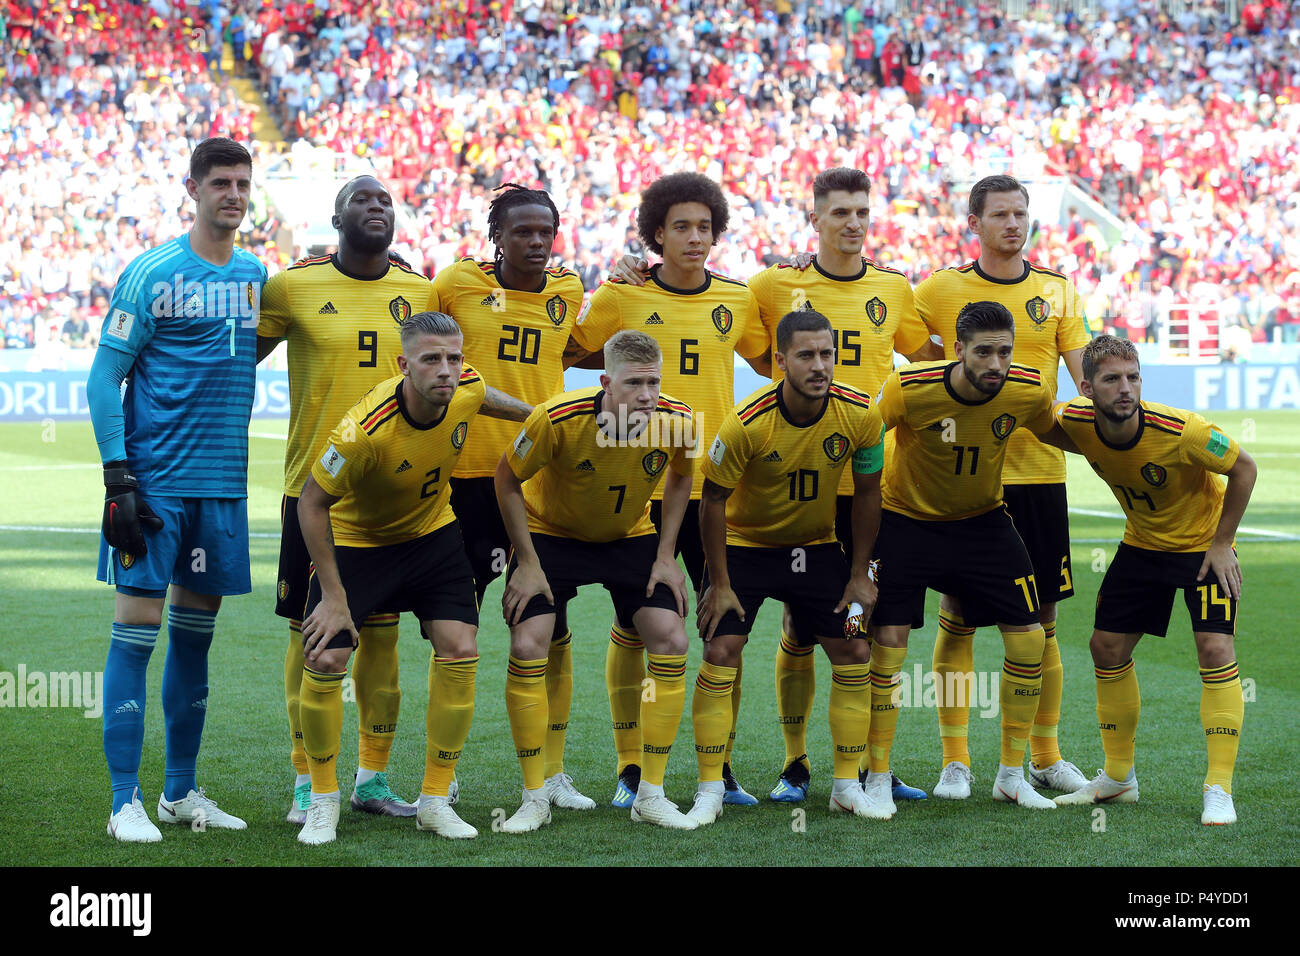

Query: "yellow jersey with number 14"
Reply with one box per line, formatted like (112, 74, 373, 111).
(1055, 399, 1241, 552)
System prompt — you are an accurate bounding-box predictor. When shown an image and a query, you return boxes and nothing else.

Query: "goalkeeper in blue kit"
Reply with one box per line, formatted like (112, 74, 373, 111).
(87, 138, 267, 843)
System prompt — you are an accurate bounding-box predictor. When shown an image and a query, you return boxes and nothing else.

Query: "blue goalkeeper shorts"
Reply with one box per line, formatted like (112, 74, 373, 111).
(97, 496, 251, 597)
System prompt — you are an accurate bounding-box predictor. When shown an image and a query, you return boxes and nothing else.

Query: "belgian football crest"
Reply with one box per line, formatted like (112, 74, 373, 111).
(1140, 461, 1167, 487)
(389, 295, 412, 326)
(823, 433, 849, 463)
(546, 295, 567, 327)
(278, 579, 289, 601)
(451, 421, 468, 450)
(119, 551, 135, 570)
(711, 304, 733, 335)
(1025, 296, 1050, 325)
(990, 413, 1017, 440)
(865, 297, 888, 327)
(642, 449, 668, 478)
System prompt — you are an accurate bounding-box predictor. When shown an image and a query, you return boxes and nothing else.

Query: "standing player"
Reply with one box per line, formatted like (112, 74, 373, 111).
(434, 185, 589, 812)
(256, 176, 441, 825)
(88, 137, 266, 842)
(865, 302, 1060, 814)
(692, 310, 885, 824)
(746, 167, 939, 803)
(567, 172, 771, 809)
(914, 175, 1091, 798)
(495, 331, 699, 832)
(1050, 336, 1256, 825)
(294, 312, 529, 844)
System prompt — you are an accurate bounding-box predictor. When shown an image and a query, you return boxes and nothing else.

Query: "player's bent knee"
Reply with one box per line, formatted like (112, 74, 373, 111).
(1193, 631, 1235, 669)
(631, 608, 688, 655)
(1089, 630, 1134, 667)
(703, 634, 746, 668)
(871, 624, 910, 649)
(508, 618, 553, 660)
(939, 593, 963, 615)
(427, 620, 478, 659)
(819, 635, 871, 665)
(313, 647, 352, 674)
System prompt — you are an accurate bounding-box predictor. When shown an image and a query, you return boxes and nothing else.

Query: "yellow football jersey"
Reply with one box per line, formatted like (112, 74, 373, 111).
(310, 368, 485, 547)
(507, 387, 696, 543)
(749, 256, 931, 495)
(878, 361, 1055, 521)
(1055, 399, 1241, 552)
(570, 267, 770, 498)
(701, 381, 884, 548)
(431, 258, 584, 478)
(258, 254, 441, 497)
(914, 260, 1090, 484)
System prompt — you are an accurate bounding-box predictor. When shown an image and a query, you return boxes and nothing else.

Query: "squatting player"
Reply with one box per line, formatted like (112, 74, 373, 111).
(256, 176, 440, 824)
(914, 175, 1091, 798)
(568, 172, 771, 809)
(294, 311, 530, 845)
(434, 184, 588, 812)
(495, 331, 700, 832)
(89, 137, 266, 842)
(866, 301, 1061, 814)
(693, 310, 885, 824)
(1051, 336, 1256, 825)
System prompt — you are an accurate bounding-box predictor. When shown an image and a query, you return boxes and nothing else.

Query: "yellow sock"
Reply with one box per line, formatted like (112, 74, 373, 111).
(867, 644, 907, 773)
(506, 655, 548, 791)
(606, 623, 645, 773)
(692, 661, 736, 783)
(1200, 661, 1243, 794)
(544, 631, 573, 778)
(353, 613, 400, 772)
(999, 626, 1045, 767)
(934, 609, 976, 768)
(857, 637, 873, 775)
(424, 655, 477, 797)
(776, 630, 816, 768)
(829, 662, 871, 779)
(1030, 622, 1063, 769)
(300, 666, 346, 794)
(1095, 659, 1140, 781)
(725, 655, 743, 768)
(641, 653, 687, 786)
(285, 622, 307, 775)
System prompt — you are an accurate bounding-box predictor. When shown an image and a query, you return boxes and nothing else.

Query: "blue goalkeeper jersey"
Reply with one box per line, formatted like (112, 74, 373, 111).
(98, 234, 267, 497)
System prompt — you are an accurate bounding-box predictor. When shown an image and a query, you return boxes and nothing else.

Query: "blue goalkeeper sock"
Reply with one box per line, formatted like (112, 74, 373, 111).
(162, 606, 216, 801)
(104, 622, 159, 812)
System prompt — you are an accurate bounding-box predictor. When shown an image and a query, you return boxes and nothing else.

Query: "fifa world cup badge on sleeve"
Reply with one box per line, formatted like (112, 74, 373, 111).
(320, 445, 346, 478)
(512, 429, 533, 460)
(708, 436, 726, 466)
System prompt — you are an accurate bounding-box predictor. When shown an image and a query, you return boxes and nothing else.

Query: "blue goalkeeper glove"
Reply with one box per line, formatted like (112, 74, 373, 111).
(102, 461, 164, 558)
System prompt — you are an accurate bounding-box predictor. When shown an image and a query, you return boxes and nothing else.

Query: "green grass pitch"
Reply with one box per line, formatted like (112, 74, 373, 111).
(1, 414, 1297, 867)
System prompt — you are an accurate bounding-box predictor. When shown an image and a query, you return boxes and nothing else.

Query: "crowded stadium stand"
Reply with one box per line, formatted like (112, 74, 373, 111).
(5, 0, 1300, 372)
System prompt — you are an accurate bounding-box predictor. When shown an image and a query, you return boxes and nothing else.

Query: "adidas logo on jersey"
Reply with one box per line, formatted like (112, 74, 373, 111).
(481, 293, 497, 306)
(762, 450, 783, 462)
(576, 459, 596, 471)
(319, 302, 339, 315)
(644, 312, 664, 325)
(395, 459, 412, 473)
(114, 699, 142, 715)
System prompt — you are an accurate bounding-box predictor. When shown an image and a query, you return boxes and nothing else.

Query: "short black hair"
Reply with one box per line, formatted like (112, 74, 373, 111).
(968, 174, 1029, 217)
(776, 309, 833, 353)
(189, 137, 252, 184)
(636, 172, 729, 256)
(334, 175, 385, 217)
(955, 301, 1015, 344)
(1082, 334, 1139, 380)
(813, 167, 871, 203)
(487, 183, 560, 265)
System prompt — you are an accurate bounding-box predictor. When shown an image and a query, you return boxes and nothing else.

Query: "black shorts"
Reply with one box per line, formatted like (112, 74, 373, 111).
(506, 532, 680, 625)
(785, 497, 857, 648)
(275, 494, 311, 620)
(872, 507, 1040, 630)
(703, 542, 849, 642)
(1095, 542, 1238, 637)
(305, 521, 479, 650)
(449, 476, 510, 591)
(1003, 483, 1074, 605)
